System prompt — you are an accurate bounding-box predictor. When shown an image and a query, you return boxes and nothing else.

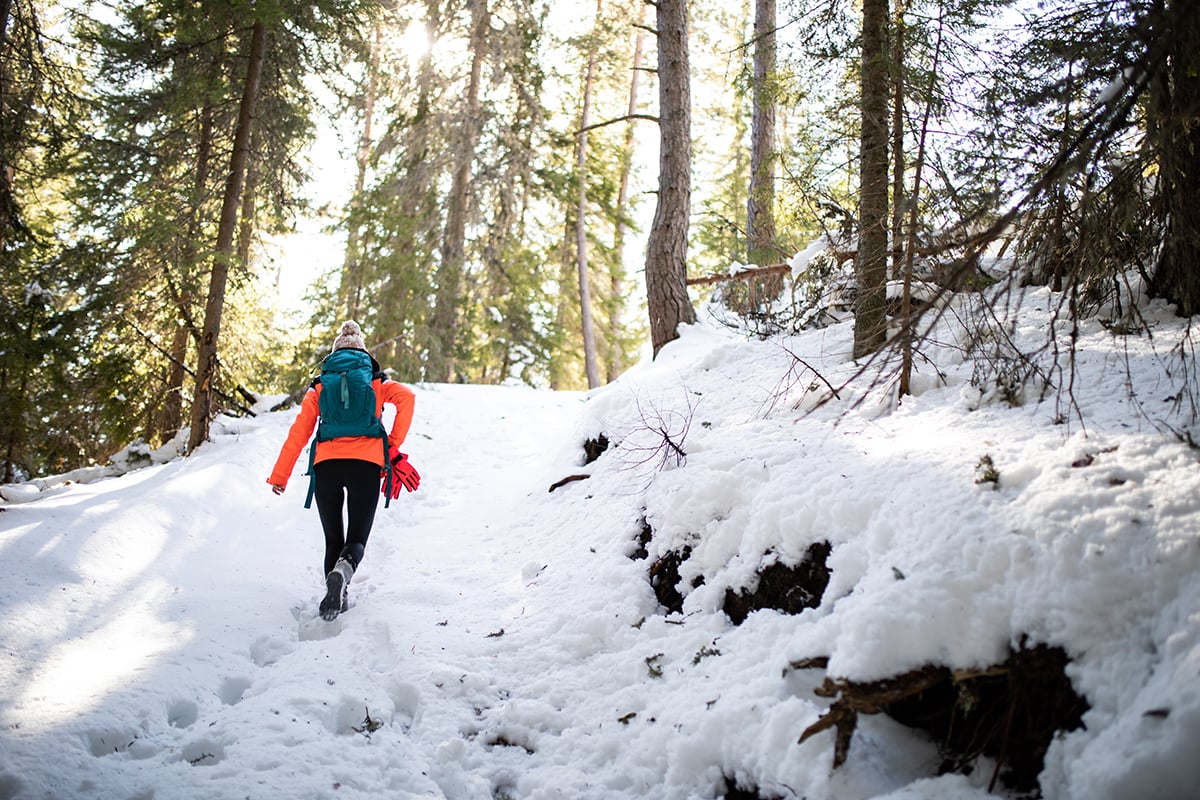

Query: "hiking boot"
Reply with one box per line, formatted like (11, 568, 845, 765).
(319, 559, 354, 621)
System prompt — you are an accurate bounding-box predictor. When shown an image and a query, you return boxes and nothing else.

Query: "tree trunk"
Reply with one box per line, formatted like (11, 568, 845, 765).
(898, 5, 944, 398)
(747, 0, 776, 266)
(237, 124, 260, 267)
(430, 0, 488, 383)
(609, 2, 647, 382)
(161, 59, 218, 442)
(156, 57, 218, 445)
(853, 0, 889, 359)
(889, 0, 905, 279)
(1, 307, 34, 483)
(574, 0, 603, 389)
(188, 19, 267, 451)
(550, 230, 575, 390)
(156, 322, 190, 442)
(645, 0, 696, 356)
(0, 0, 15, 254)
(1150, 0, 1200, 316)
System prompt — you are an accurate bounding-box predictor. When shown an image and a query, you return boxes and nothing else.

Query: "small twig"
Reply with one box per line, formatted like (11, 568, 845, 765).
(352, 706, 383, 737)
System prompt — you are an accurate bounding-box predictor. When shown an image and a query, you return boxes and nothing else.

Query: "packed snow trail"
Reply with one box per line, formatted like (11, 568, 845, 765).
(0, 383, 589, 799)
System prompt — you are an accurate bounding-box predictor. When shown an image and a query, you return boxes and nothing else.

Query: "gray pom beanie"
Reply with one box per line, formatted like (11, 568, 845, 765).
(332, 320, 367, 352)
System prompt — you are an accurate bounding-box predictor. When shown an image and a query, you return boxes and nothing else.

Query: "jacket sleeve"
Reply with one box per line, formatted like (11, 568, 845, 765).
(267, 388, 319, 488)
(382, 381, 415, 451)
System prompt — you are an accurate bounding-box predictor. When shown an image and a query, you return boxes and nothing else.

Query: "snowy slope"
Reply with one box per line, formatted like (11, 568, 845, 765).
(1, 287, 1199, 800)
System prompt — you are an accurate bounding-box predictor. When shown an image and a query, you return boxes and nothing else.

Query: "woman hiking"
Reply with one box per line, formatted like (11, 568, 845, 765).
(267, 321, 420, 621)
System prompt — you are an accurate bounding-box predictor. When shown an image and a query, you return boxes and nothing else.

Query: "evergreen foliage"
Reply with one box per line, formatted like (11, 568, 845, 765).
(2, 0, 1200, 478)
(1, 0, 93, 481)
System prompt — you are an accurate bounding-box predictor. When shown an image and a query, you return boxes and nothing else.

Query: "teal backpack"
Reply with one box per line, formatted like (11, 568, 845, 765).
(303, 348, 392, 508)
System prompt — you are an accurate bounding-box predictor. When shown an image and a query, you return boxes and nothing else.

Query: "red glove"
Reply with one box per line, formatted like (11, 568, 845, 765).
(383, 448, 420, 498)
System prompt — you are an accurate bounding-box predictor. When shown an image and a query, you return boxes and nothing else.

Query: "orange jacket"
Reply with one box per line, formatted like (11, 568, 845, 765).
(267, 377, 415, 490)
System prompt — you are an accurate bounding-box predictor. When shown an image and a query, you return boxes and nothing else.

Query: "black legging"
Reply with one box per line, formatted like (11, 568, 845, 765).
(312, 459, 381, 576)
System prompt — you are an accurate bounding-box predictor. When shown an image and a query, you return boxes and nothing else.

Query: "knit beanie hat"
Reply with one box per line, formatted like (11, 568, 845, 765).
(332, 320, 367, 352)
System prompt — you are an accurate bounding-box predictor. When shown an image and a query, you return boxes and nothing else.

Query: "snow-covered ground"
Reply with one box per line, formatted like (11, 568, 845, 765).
(2, 283, 1198, 800)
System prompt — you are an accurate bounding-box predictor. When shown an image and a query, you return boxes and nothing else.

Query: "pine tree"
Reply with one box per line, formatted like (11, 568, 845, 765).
(188, 17, 267, 450)
(65, 0, 376, 453)
(0, 0, 93, 481)
(572, 0, 604, 389)
(429, 0, 490, 384)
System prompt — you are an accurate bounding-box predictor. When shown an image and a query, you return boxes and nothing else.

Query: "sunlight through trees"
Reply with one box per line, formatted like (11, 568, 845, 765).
(2, 0, 1198, 477)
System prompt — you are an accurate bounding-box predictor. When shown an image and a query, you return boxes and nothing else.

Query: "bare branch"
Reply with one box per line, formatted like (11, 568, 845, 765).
(576, 113, 659, 136)
(122, 317, 256, 417)
(615, 390, 698, 489)
(687, 263, 790, 287)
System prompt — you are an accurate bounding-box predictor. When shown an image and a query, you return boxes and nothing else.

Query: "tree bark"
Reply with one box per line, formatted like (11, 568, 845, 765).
(747, 0, 776, 266)
(1150, 0, 1200, 316)
(853, 0, 889, 359)
(889, 0, 905, 280)
(188, 19, 267, 450)
(0, 0, 16, 254)
(430, 0, 488, 383)
(574, 0, 603, 389)
(645, 0, 696, 356)
(237, 124, 260, 267)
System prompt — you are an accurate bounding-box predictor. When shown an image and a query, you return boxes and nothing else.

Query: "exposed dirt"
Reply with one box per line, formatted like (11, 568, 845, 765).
(630, 517, 652, 561)
(641, 521, 831, 622)
(583, 434, 609, 464)
(799, 642, 1089, 795)
(722, 541, 832, 624)
(720, 778, 781, 800)
(648, 546, 697, 615)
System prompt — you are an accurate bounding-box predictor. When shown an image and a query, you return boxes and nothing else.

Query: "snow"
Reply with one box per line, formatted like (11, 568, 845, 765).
(788, 236, 839, 276)
(2, 283, 1200, 800)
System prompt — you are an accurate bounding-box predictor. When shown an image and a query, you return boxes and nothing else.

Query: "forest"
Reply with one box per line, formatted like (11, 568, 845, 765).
(1, 0, 1197, 483)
